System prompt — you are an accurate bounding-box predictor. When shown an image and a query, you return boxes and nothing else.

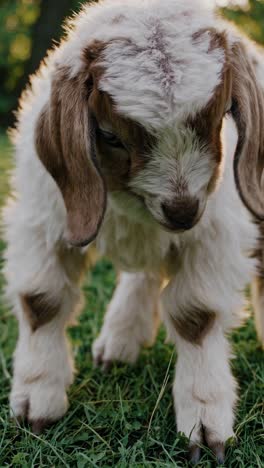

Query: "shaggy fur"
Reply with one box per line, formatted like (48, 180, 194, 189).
(2, 0, 264, 462)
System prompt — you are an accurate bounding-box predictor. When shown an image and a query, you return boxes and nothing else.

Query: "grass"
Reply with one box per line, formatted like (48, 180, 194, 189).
(0, 131, 263, 467)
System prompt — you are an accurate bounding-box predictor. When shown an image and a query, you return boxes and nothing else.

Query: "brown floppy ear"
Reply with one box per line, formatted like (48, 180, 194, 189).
(35, 64, 106, 247)
(230, 41, 264, 220)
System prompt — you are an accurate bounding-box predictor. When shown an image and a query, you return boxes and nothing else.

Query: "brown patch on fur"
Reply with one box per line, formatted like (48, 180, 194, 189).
(35, 42, 108, 247)
(192, 30, 264, 215)
(187, 105, 224, 194)
(169, 307, 216, 344)
(87, 76, 156, 191)
(189, 30, 232, 194)
(21, 293, 60, 332)
(84, 40, 106, 64)
(192, 28, 227, 54)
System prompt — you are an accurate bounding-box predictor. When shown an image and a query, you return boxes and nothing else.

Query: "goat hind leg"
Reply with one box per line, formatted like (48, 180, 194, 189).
(92, 271, 160, 368)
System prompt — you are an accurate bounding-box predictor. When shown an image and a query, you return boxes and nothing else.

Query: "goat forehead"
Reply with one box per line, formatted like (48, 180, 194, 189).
(61, 0, 226, 128)
(93, 10, 225, 128)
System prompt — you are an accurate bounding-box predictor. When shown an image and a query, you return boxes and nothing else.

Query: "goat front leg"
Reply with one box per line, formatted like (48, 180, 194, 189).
(11, 289, 81, 433)
(5, 222, 87, 432)
(172, 320, 235, 464)
(161, 233, 255, 463)
(92, 272, 160, 368)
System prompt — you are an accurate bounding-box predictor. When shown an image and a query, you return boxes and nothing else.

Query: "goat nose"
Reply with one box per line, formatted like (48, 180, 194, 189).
(161, 198, 199, 230)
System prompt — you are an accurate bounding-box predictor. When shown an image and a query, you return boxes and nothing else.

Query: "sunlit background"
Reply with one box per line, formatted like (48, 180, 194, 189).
(0, 0, 263, 129)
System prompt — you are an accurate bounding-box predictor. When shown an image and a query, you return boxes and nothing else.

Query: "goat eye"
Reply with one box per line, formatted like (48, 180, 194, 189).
(98, 128, 125, 149)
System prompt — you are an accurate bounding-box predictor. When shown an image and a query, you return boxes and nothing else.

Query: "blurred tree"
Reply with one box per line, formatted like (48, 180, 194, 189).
(15, 0, 75, 105)
(0, 0, 86, 128)
(0, 0, 40, 126)
(223, 0, 264, 44)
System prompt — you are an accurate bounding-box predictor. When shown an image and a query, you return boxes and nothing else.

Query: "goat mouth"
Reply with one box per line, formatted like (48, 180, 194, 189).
(159, 221, 196, 233)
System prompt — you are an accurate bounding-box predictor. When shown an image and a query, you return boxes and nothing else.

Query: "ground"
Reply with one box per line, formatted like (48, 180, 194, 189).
(0, 132, 263, 467)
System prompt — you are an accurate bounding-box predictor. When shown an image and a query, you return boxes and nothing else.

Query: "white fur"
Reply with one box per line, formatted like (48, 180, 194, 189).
(129, 127, 215, 224)
(172, 322, 237, 444)
(1, 0, 262, 449)
(6, 238, 85, 421)
(11, 311, 74, 422)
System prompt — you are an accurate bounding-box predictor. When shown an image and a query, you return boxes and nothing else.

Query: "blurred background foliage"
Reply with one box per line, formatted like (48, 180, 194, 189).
(0, 0, 263, 129)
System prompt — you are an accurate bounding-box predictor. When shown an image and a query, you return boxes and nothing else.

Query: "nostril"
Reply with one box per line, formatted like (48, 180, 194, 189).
(162, 199, 199, 229)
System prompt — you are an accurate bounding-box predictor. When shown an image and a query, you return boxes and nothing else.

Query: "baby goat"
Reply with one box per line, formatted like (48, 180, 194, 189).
(3, 0, 264, 462)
